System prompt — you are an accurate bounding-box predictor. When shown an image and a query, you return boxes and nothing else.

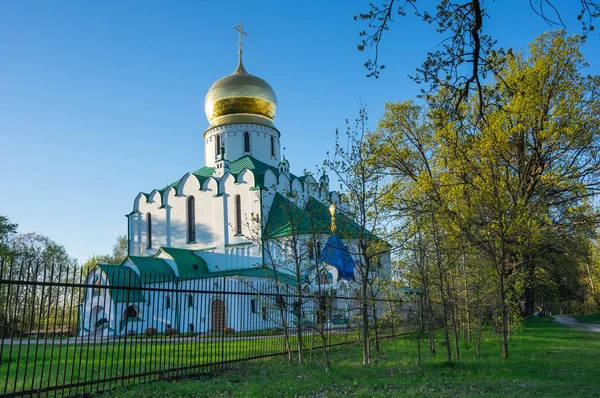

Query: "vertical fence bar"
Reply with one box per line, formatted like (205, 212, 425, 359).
(0, 254, 406, 397)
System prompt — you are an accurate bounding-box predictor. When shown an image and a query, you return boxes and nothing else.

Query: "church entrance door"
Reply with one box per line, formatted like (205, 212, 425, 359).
(211, 299, 226, 332)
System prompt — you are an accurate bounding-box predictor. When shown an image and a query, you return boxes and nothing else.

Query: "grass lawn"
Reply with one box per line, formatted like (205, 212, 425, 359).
(573, 314, 600, 324)
(0, 329, 361, 396)
(101, 318, 600, 398)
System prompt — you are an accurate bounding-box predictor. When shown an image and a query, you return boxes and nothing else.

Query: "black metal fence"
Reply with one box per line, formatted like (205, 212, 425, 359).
(0, 256, 415, 397)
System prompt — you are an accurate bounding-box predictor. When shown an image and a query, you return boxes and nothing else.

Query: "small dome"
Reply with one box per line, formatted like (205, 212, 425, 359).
(204, 59, 278, 128)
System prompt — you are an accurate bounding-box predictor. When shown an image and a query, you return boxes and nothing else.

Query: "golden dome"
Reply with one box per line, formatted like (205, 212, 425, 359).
(204, 59, 278, 128)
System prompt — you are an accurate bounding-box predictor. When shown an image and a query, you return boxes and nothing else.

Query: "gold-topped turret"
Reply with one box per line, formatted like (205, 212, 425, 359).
(204, 24, 278, 129)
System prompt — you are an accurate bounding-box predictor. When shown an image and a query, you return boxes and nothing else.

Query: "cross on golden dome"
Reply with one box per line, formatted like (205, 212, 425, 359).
(233, 23, 247, 56)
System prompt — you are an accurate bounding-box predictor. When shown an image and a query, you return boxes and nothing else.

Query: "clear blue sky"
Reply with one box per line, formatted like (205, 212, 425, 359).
(1, 1, 598, 263)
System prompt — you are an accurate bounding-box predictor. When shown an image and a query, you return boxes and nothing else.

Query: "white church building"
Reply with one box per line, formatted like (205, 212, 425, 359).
(79, 28, 391, 337)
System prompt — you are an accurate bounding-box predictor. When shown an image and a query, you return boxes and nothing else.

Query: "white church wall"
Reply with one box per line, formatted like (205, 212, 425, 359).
(136, 197, 167, 257)
(276, 173, 290, 195)
(80, 270, 116, 336)
(204, 124, 281, 168)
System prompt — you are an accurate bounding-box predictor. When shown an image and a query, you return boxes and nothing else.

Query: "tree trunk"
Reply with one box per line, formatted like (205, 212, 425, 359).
(372, 302, 380, 353)
(362, 297, 371, 365)
(416, 333, 422, 366)
(524, 261, 536, 317)
(321, 333, 330, 373)
(499, 268, 509, 359)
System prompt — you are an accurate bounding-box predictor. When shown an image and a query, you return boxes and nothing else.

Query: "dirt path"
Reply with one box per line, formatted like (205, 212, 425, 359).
(553, 315, 600, 332)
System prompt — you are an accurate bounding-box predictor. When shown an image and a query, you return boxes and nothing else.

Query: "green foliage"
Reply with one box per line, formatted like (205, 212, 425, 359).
(369, 30, 600, 360)
(81, 234, 128, 275)
(0, 215, 17, 256)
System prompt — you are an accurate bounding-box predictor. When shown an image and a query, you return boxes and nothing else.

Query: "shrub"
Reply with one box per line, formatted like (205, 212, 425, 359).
(126, 329, 136, 336)
(145, 328, 157, 336)
(165, 327, 179, 336)
(224, 327, 235, 335)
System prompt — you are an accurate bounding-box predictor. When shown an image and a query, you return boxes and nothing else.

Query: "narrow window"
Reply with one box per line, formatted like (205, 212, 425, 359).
(165, 296, 171, 309)
(187, 196, 196, 242)
(316, 241, 321, 258)
(262, 306, 267, 321)
(276, 294, 286, 310)
(244, 131, 250, 153)
(124, 306, 137, 318)
(188, 294, 194, 308)
(270, 136, 275, 157)
(235, 195, 242, 235)
(251, 299, 257, 313)
(308, 242, 314, 260)
(93, 276, 102, 296)
(215, 134, 222, 157)
(189, 323, 194, 333)
(146, 213, 152, 249)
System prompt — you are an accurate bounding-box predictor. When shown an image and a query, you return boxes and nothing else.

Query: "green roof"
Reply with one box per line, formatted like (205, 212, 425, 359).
(153, 156, 289, 198)
(264, 193, 304, 236)
(159, 247, 210, 280)
(207, 267, 297, 285)
(267, 196, 378, 240)
(98, 264, 145, 303)
(126, 256, 176, 283)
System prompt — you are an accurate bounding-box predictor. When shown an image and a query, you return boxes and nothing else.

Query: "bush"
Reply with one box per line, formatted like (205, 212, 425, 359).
(145, 328, 157, 336)
(165, 327, 179, 336)
(126, 329, 136, 336)
(224, 327, 235, 335)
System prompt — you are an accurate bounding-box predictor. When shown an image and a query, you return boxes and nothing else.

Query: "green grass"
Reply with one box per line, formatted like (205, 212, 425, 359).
(100, 318, 600, 398)
(0, 330, 362, 396)
(573, 314, 600, 324)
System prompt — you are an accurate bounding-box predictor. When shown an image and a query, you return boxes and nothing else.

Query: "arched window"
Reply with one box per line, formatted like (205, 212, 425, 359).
(146, 213, 152, 249)
(270, 136, 275, 157)
(93, 276, 102, 296)
(165, 296, 171, 309)
(215, 134, 222, 157)
(187, 196, 196, 242)
(124, 305, 138, 318)
(235, 195, 242, 235)
(244, 131, 250, 153)
(308, 242, 314, 260)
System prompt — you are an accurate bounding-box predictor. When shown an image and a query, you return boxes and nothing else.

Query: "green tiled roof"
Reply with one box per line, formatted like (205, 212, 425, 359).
(153, 156, 283, 198)
(206, 267, 297, 285)
(264, 193, 304, 236)
(229, 156, 280, 188)
(127, 256, 176, 283)
(267, 196, 377, 240)
(98, 264, 145, 303)
(159, 247, 209, 280)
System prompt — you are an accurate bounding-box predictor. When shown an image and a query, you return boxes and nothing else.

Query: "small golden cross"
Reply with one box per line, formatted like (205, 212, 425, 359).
(233, 22, 248, 55)
(329, 203, 337, 233)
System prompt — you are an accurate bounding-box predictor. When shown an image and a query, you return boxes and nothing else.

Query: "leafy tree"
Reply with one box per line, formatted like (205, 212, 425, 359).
(81, 234, 128, 276)
(357, 1, 599, 112)
(327, 106, 392, 365)
(0, 215, 18, 256)
(1, 233, 79, 336)
(369, 31, 600, 359)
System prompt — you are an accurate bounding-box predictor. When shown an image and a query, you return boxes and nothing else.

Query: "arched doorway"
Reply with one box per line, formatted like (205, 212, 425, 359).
(90, 305, 106, 335)
(211, 299, 225, 332)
